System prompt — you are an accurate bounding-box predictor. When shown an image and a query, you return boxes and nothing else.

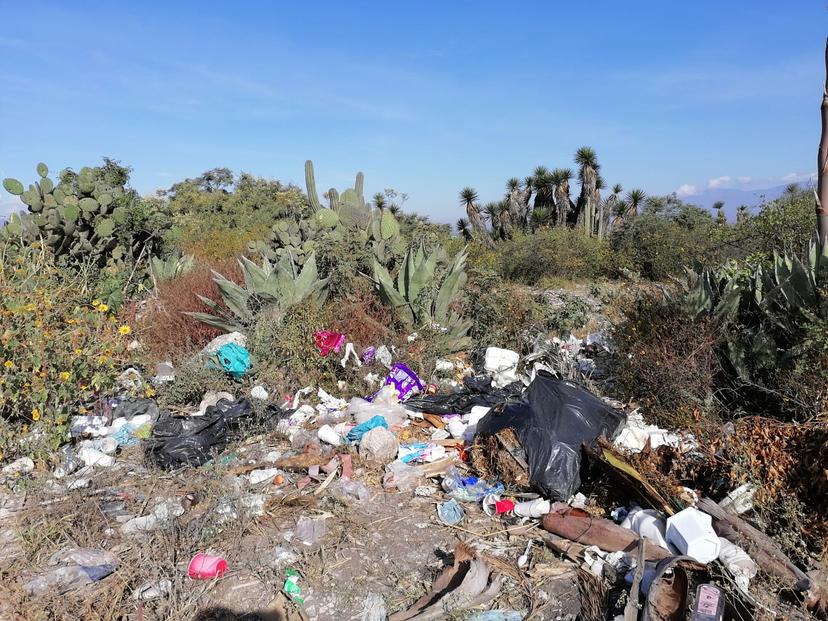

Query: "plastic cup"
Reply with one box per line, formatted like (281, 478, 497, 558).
(482, 493, 501, 517)
(317, 424, 342, 446)
(188, 553, 227, 579)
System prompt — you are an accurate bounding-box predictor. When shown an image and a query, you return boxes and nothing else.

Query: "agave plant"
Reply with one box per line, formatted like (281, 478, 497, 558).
(150, 251, 195, 282)
(673, 239, 828, 381)
(188, 253, 328, 333)
(372, 244, 472, 351)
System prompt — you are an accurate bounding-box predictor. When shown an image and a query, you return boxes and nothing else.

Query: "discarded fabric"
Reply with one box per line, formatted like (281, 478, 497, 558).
(314, 330, 346, 356)
(437, 498, 465, 525)
(213, 343, 251, 378)
(346, 415, 388, 443)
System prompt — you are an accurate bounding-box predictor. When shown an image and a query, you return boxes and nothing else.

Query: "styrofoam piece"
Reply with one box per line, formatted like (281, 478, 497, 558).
(666, 507, 721, 564)
(484, 347, 520, 388)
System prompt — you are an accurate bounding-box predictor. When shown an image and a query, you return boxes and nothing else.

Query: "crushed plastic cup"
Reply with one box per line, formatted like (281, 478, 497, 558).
(513, 498, 551, 518)
(188, 553, 227, 579)
(317, 424, 342, 446)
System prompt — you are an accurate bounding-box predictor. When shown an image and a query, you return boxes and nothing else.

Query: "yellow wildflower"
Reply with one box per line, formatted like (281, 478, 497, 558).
(59, 371, 71, 381)
(97, 303, 109, 313)
(31, 408, 40, 421)
(145, 387, 156, 398)
(78, 406, 87, 414)
(73, 348, 82, 356)
(118, 325, 131, 335)
(97, 355, 109, 364)
(91, 299, 101, 306)
(3, 360, 12, 369)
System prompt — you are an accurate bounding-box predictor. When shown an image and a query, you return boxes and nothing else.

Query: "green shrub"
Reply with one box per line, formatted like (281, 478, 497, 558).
(463, 271, 564, 353)
(611, 198, 719, 280)
(156, 356, 238, 408)
(498, 228, 613, 284)
(547, 293, 591, 336)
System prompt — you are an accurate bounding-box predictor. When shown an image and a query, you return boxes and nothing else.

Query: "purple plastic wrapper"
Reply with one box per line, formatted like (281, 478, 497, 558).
(362, 346, 376, 365)
(368, 362, 424, 402)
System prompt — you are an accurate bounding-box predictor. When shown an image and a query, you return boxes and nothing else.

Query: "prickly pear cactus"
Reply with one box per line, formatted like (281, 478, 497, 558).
(1, 162, 168, 272)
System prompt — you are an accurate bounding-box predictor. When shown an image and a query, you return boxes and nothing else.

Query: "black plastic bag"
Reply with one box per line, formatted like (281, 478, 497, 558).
(146, 398, 255, 470)
(404, 376, 524, 415)
(476, 372, 624, 500)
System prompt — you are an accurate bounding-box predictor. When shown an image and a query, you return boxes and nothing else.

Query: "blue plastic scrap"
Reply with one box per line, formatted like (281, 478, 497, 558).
(345, 415, 388, 443)
(213, 343, 251, 378)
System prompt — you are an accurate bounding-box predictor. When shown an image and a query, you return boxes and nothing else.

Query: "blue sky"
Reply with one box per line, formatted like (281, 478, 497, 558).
(0, 1, 825, 221)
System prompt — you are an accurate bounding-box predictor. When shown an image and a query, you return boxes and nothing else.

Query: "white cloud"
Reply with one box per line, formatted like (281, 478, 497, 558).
(707, 176, 731, 189)
(736, 176, 752, 183)
(676, 184, 697, 197)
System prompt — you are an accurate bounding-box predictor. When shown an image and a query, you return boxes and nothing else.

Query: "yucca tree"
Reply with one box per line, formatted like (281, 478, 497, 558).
(736, 205, 749, 224)
(602, 183, 622, 237)
(482, 201, 504, 240)
(531, 206, 553, 230)
(550, 168, 574, 226)
(456, 217, 473, 241)
(626, 188, 646, 218)
(373, 192, 387, 210)
(592, 174, 605, 236)
(574, 147, 600, 235)
(505, 178, 524, 233)
(459, 187, 494, 248)
(498, 196, 514, 240)
(521, 176, 535, 232)
(714, 200, 726, 226)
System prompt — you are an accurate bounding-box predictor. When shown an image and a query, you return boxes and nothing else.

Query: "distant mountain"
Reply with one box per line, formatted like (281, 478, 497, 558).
(681, 184, 789, 220)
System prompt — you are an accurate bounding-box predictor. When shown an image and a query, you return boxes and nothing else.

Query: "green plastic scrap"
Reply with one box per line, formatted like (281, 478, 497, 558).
(284, 568, 304, 604)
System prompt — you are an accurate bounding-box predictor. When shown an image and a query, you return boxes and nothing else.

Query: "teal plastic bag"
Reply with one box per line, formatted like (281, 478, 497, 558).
(214, 343, 251, 378)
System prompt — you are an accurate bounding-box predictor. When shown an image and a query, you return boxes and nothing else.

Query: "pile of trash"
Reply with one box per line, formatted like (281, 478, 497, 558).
(3, 328, 826, 620)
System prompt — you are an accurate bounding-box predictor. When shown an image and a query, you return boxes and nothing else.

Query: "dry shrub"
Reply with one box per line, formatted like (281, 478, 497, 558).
(136, 258, 242, 361)
(327, 283, 396, 349)
(611, 295, 722, 428)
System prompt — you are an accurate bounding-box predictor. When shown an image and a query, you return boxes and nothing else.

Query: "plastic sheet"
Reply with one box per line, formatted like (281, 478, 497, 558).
(404, 375, 524, 415)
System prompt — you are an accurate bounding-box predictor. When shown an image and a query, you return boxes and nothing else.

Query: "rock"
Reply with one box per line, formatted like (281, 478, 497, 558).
(359, 427, 398, 463)
(1, 457, 34, 475)
(201, 332, 246, 356)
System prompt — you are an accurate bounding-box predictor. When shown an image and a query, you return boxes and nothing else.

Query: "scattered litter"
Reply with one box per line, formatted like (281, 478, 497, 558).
(665, 507, 721, 564)
(212, 342, 251, 378)
(468, 611, 522, 621)
(188, 553, 227, 579)
(613, 409, 684, 452)
(718, 483, 757, 516)
(359, 426, 398, 463)
(621, 505, 674, 552)
(475, 372, 624, 499)
(692, 583, 726, 620)
(340, 342, 362, 368)
(484, 346, 520, 388)
(247, 467, 282, 485)
(378, 362, 423, 401)
(314, 330, 346, 356)
(317, 424, 342, 446)
(201, 331, 247, 356)
(442, 467, 504, 502)
(374, 345, 393, 368)
(414, 485, 438, 497)
(133, 578, 172, 601)
(77, 447, 115, 468)
(437, 498, 465, 525)
(294, 515, 327, 547)
(718, 537, 758, 592)
(284, 567, 304, 604)
(25, 548, 119, 596)
(513, 498, 550, 518)
(154, 361, 175, 384)
(121, 499, 184, 537)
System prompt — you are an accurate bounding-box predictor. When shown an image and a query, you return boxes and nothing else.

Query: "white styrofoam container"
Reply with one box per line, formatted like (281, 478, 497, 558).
(666, 507, 721, 564)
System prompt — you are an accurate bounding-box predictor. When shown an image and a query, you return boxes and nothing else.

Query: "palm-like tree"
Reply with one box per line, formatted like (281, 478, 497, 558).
(550, 168, 574, 226)
(713, 200, 726, 226)
(626, 189, 646, 218)
(482, 202, 503, 240)
(593, 174, 605, 238)
(459, 187, 494, 248)
(736, 205, 749, 224)
(505, 178, 523, 235)
(603, 184, 623, 236)
(456, 217, 473, 240)
(373, 192, 387, 210)
(575, 147, 600, 235)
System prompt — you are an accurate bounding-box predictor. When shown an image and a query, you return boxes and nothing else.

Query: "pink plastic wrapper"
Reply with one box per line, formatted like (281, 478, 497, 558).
(188, 553, 227, 580)
(314, 331, 346, 356)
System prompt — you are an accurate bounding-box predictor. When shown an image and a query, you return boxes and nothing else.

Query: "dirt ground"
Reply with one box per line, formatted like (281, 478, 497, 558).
(0, 425, 583, 621)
